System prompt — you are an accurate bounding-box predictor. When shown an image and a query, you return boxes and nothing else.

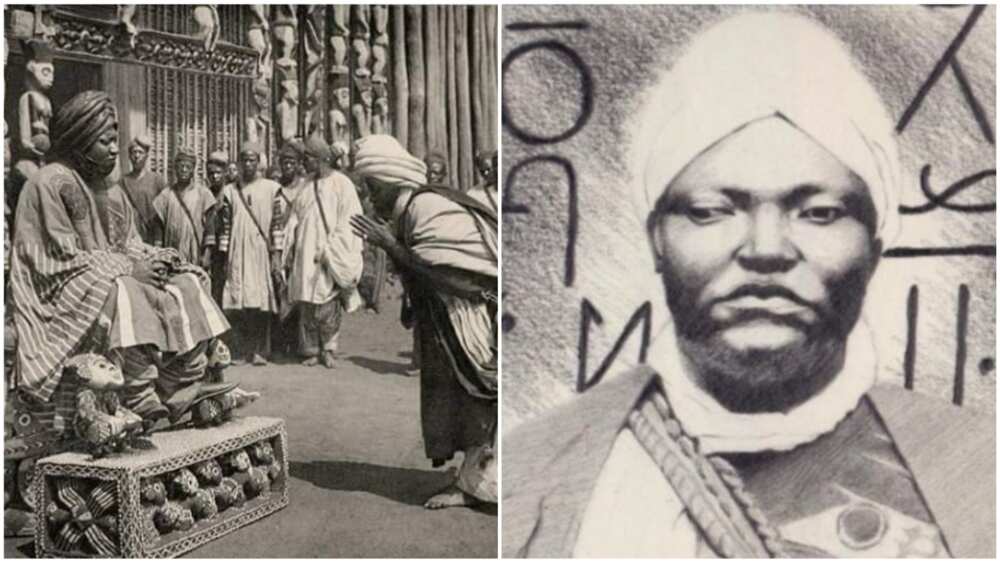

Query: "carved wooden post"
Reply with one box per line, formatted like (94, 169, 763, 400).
(372, 6, 389, 84)
(246, 6, 272, 152)
(329, 6, 350, 75)
(352, 78, 373, 138)
(351, 6, 371, 79)
(275, 67, 299, 144)
(14, 40, 54, 186)
(328, 79, 351, 146)
(302, 6, 325, 138)
(272, 5, 297, 75)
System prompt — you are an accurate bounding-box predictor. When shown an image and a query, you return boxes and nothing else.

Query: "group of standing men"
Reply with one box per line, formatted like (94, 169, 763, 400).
(119, 128, 499, 508)
(121, 134, 363, 368)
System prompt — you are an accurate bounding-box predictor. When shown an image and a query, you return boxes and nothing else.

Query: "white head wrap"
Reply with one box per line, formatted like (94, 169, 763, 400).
(353, 135, 428, 188)
(631, 12, 901, 244)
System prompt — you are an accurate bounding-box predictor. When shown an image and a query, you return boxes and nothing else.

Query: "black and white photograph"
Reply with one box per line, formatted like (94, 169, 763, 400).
(501, 5, 995, 558)
(3, 4, 497, 557)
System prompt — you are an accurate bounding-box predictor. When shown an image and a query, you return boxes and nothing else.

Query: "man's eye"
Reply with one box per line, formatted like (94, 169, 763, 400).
(685, 206, 732, 224)
(800, 206, 845, 224)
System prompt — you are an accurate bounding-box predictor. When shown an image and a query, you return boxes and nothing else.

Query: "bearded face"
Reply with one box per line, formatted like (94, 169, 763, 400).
(650, 117, 880, 413)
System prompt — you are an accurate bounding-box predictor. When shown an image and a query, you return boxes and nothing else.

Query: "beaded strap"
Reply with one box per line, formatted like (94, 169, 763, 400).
(626, 389, 787, 558)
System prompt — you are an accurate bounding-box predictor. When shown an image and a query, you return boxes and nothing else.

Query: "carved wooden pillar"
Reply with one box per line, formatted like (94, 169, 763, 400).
(329, 6, 350, 75)
(271, 6, 298, 152)
(370, 6, 390, 136)
(371, 6, 389, 85)
(247, 5, 272, 154)
(351, 6, 371, 79)
(302, 6, 325, 138)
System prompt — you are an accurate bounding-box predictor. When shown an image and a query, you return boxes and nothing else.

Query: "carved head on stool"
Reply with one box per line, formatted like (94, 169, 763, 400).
(140, 477, 167, 506)
(193, 459, 223, 486)
(169, 468, 200, 498)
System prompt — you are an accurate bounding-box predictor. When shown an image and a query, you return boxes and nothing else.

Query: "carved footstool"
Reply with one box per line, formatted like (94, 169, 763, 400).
(33, 417, 288, 558)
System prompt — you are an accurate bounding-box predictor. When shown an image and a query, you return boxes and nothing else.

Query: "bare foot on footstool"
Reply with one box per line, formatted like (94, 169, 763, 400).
(424, 484, 481, 510)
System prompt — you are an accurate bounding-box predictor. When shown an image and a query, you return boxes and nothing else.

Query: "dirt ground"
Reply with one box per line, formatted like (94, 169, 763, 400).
(4, 286, 497, 558)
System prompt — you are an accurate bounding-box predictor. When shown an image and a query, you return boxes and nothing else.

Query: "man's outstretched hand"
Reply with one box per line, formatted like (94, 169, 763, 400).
(350, 214, 395, 250)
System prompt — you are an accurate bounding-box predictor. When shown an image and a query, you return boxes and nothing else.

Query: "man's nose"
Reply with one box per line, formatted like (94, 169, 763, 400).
(108, 142, 120, 157)
(736, 206, 797, 273)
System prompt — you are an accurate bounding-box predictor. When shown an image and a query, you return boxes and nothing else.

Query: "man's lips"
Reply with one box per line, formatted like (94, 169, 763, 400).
(715, 295, 811, 315)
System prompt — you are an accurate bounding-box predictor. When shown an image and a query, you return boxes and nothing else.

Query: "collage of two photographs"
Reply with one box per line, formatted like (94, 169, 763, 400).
(1, 3, 995, 559)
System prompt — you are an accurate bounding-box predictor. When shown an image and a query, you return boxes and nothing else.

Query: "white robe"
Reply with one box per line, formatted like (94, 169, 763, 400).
(220, 178, 281, 312)
(284, 172, 364, 305)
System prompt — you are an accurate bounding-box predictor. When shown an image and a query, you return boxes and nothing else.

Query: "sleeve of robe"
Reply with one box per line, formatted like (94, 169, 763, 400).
(10, 169, 135, 401)
(323, 175, 365, 289)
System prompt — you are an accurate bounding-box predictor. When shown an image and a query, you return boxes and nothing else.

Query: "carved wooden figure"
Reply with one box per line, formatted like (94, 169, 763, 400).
(303, 6, 325, 138)
(352, 81, 374, 137)
(330, 6, 350, 75)
(65, 353, 144, 459)
(272, 5, 298, 72)
(372, 86, 390, 135)
(328, 85, 350, 146)
(247, 77, 271, 147)
(248, 5, 272, 80)
(15, 40, 54, 184)
(192, 5, 221, 52)
(372, 6, 389, 84)
(276, 78, 300, 143)
(351, 5, 371, 78)
(117, 5, 139, 47)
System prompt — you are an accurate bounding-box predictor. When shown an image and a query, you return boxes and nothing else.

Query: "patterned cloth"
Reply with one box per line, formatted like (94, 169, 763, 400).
(153, 181, 218, 263)
(10, 161, 228, 402)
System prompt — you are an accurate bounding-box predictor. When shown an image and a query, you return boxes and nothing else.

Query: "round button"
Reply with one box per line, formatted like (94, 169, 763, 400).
(837, 503, 888, 550)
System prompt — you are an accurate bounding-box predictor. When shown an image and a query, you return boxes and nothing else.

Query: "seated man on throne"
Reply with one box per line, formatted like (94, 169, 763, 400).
(9, 90, 256, 433)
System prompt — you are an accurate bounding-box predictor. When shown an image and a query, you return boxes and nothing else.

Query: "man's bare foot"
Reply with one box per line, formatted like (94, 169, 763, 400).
(423, 484, 481, 510)
(321, 351, 336, 369)
(302, 356, 320, 367)
(252, 354, 268, 366)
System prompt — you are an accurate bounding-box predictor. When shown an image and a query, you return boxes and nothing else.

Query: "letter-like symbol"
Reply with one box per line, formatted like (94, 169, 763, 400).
(502, 40, 594, 145)
(503, 155, 578, 286)
(577, 299, 652, 393)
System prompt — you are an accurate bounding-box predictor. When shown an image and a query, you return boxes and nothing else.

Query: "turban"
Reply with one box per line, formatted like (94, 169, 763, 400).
(174, 146, 196, 163)
(278, 138, 306, 160)
(304, 134, 332, 161)
(50, 91, 118, 158)
(130, 132, 152, 151)
(631, 13, 901, 244)
(207, 150, 229, 166)
(353, 135, 427, 188)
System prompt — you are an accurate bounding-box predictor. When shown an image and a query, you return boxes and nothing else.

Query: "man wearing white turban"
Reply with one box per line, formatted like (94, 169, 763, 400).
(350, 135, 498, 509)
(503, 12, 993, 558)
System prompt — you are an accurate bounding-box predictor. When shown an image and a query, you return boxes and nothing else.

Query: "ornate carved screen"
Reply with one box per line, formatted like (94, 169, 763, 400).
(143, 67, 251, 181)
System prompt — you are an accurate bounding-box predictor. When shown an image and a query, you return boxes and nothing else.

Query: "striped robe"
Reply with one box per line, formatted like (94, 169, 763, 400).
(393, 187, 498, 465)
(10, 162, 228, 402)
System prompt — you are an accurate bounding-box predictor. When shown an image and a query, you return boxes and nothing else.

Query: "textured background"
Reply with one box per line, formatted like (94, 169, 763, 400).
(501, 5, 996, 429)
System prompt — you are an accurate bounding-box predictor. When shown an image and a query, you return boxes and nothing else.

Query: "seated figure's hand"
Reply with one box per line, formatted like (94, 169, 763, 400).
(131, 257, 169, 288)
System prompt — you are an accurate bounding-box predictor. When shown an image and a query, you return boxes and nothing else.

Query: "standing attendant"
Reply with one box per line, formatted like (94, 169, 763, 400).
(121, 133, 166, 244)
(272, 139, 307, 356)
(153, 147, 216, 268)
(204, 150, 230, 304)
(218, 143, 282, 366)
(284, 135, 364, 368)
